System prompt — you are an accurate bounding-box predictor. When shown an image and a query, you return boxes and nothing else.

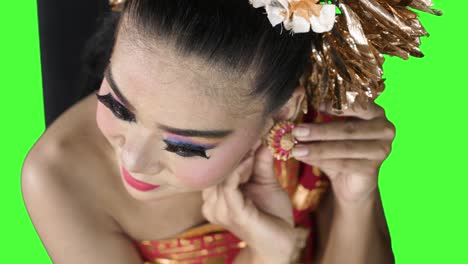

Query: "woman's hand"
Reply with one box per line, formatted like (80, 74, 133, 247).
(291, 101, 396, 207)
(201, 143, 301, 264)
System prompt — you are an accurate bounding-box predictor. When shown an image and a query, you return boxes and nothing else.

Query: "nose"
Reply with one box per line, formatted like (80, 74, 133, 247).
(120, 136, 164, 175)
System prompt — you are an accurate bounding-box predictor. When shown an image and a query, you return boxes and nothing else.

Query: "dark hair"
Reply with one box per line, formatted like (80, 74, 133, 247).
(81, 0, 315, 115)
(77, 11, 120, 101)
(123, 0, 316, 115)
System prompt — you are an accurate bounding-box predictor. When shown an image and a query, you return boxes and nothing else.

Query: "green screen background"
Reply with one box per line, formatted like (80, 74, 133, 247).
(1, 1, 466, 263)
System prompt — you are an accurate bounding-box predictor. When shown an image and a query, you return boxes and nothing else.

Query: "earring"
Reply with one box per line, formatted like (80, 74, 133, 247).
(264, 120, 298, 161)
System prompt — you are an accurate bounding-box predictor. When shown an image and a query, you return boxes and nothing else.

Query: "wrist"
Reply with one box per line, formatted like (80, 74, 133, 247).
(333, 189, 378, 214)
(245, 213, 298, 264)
(249, 221, 309, 264)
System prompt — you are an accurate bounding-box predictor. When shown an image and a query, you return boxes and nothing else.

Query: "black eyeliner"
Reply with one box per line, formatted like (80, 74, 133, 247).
(95, 92, 136, 122)
(163, 139, 210, 159)
(96, 91, 213, 159)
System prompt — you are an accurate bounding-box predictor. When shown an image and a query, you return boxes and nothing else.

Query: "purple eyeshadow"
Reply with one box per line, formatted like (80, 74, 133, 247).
(164, 137, 216, 149)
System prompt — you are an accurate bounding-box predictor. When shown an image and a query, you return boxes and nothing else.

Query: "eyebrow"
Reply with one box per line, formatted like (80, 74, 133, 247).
(104, 63, 233, 139)
(158, 124, 233, 139)
(104, 63, 137, 111)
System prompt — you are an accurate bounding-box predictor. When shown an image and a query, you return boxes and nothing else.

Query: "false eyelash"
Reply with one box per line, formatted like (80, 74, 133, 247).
(163, 139, 210, 159)
(96, 92, 211, 159)
(95, 92, 136, 122)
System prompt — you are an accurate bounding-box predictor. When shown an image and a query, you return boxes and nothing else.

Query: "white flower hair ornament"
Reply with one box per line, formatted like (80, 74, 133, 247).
(250, 0, 336, 33)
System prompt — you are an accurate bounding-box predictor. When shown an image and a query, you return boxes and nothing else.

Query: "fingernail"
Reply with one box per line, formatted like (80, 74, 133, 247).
(292, 145, 309, 157)
(292, 126, 310, 137)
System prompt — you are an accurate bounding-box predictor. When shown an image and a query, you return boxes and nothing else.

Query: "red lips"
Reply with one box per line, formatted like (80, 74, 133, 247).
(121, 166, 160, 191)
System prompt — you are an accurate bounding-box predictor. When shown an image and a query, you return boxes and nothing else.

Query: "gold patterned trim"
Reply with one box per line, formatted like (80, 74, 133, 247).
(176, 224, 227, 239)
(158, 240, 202, 254)
(312, 166, 321, 177)
(292, 183, 329, 211)
(163, 241, 245, 261)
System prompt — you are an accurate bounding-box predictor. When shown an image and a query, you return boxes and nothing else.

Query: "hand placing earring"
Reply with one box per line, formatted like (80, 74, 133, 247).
(201, 142, 299, 263)
(291, 101, 396, 207)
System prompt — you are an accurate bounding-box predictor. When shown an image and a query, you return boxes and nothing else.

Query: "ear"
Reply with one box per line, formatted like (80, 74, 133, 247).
(272, 85, 307, 121)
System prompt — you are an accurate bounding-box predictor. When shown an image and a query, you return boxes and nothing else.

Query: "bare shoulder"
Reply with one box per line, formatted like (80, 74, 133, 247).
(21, 94, 142, 263)
(28, 92, 109, 164)
(21, 92, 121, 221)
(22, 92, 116, 201)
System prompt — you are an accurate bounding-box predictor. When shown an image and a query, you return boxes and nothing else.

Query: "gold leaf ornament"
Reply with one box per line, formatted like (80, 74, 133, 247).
(250, 0, 442, 113)
(109, 0, 126, 12)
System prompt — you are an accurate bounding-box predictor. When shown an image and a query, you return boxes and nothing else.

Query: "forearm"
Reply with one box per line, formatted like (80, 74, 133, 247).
(232, 214, 300, 264)
(318, 191, 394, 264)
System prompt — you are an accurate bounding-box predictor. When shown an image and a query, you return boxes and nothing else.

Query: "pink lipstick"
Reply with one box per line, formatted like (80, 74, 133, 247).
(121, 166, 160, 191)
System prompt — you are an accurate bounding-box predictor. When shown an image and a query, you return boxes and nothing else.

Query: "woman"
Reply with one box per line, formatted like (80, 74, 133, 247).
(22, 0, 436, 263)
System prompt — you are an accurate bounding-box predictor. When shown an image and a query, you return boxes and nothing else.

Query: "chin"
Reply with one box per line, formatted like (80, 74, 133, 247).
(123, 184, 180, 201)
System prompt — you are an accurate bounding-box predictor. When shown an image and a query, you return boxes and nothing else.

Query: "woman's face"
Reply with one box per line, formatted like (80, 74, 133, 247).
(96, 31, 273, 201)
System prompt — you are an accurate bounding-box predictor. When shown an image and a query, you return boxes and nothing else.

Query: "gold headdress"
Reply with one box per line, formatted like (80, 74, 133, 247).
(109, 0, 126, 12)
(250, 0, 442, 112)
(110, 0, 442, 113)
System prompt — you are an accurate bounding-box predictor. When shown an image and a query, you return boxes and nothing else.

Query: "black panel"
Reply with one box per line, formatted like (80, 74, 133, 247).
(37, 0, 111, 127)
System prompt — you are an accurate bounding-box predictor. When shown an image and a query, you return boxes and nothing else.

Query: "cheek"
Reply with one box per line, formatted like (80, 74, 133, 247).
(173, 136, 257, 189)
(95, 91, 122, 143)
(175, 161, 231, 189)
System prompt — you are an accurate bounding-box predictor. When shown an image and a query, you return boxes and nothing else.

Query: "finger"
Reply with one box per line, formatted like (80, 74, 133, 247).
(202, 186, 218, 222)
(292, 117, 396, 141)
(239, 140, 260, 163)
(202, 186, 216, 201)
(292, 140, 393, 161)
(222, 157, 254, 215)
(222, 177, 246, 216)
(214, 184, 230, 221)
(319, 100, 385, 120)
(239, 156, 255, 184)
(305, 159, 381, 180)
(204, 185, 227, 224)
(201, 201, 213, 222)
(202, 186, 215, 199)
(225, 156, 254, 189)
(237, 140, 261, 184)
(224, 181, 253, 218)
